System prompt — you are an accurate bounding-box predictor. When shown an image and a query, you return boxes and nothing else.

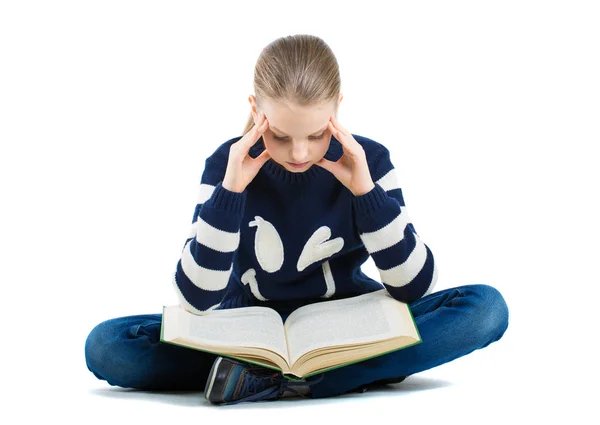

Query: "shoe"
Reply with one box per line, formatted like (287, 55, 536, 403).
(204, 356, 324, 405)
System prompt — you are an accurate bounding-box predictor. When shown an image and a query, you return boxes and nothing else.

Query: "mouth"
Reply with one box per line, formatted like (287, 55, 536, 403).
(287, 161, 310, 169)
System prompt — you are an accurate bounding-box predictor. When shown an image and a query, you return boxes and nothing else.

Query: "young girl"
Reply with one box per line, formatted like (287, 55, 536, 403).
(85, 34, 509, 405)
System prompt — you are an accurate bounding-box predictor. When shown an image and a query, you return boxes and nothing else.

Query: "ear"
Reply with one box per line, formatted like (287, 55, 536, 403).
(248, 95, 259, 122)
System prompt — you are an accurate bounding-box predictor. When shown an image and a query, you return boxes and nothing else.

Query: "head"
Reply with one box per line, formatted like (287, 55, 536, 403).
(242, 34, 343, 173)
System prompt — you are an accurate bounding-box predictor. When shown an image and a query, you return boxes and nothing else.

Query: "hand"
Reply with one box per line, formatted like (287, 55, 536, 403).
(315, 115, 376, 196)
(222, 112, 271, 193)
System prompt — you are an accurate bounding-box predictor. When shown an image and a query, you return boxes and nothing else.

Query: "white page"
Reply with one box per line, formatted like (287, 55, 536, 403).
(168, 306, 289, 362)
(284, 290, 413, 365)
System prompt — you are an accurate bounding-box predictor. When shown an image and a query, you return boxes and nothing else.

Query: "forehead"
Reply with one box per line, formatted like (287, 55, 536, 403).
(263, 99, 335, 135)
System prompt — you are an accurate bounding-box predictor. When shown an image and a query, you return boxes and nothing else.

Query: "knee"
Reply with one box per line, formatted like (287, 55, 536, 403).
(467, 284, 509, 347)
(84, 316, 145, 388)
(84, 318, 118, 382)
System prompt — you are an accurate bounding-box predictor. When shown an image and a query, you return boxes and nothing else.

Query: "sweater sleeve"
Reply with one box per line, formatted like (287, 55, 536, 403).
(171, 143, 248, 315)
(351, 145, 439, 303)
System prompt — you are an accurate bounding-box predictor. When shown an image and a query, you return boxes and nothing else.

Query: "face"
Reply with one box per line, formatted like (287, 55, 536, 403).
(249, 95, 342, 172)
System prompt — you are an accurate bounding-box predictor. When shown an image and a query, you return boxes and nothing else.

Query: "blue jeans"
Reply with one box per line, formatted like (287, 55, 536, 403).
(85, 284, 509, 399)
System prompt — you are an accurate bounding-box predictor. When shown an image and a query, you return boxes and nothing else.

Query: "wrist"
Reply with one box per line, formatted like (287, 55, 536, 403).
(222, 180, 245, 194)
(207, 182, 247, 214)
(353, 182, 376, 197)
(352, 183, 387, 217)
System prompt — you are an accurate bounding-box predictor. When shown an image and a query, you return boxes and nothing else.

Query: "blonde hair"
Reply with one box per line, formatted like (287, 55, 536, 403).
(242, 34, 341, 136)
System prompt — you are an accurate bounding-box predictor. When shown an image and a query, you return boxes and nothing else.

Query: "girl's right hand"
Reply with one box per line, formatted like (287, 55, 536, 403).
(222, 112, 271, 193)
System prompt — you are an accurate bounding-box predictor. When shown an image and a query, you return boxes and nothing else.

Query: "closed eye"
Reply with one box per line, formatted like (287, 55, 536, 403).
(273, 133, 326, 141)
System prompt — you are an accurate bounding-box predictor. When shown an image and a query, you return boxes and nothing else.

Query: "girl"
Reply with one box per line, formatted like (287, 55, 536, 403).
(85, 34, 509, 405)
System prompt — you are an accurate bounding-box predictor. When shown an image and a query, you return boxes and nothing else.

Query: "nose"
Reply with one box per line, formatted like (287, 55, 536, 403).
(290, 140, 309, 163)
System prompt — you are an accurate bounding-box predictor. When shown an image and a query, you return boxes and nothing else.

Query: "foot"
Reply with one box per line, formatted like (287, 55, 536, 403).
(204, 356, 323, 405)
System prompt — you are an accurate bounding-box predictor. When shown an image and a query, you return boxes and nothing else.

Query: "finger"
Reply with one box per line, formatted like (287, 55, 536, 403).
(331, 115, 347, 135)
(239, 113, 268, 150)
(328, 115, 338, 132)
(328, 120, 342, 139)
(260, 114, 269, 131)
(251, 112, 268, 134)
(329, 120, 352, 153)
(254, 113, 269, 135)
(329, 117, 361, 156)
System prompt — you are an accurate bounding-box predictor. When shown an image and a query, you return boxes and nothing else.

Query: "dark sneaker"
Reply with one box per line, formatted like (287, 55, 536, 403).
(204, 356, 324, 405)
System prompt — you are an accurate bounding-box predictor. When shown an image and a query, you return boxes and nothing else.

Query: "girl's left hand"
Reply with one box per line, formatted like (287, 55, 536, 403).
(315, 115, 376, 196)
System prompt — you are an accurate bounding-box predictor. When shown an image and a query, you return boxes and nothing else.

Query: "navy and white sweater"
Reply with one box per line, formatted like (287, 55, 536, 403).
(172, 134, 438, 319)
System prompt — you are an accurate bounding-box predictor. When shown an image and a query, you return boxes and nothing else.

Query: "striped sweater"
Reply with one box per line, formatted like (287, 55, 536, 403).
(172, 134, 438, 318)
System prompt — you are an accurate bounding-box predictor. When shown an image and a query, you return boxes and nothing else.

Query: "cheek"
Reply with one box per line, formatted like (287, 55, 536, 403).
(316, 138, 331, 155)
(262, 138, 279, 155)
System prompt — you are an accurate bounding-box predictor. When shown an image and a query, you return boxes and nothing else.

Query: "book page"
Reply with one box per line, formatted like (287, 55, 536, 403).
(284, 290, 414, 365)
(166, 306, 289, 363)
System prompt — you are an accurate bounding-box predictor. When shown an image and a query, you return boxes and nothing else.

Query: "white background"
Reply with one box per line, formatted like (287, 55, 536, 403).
(1, 0, 598, 423)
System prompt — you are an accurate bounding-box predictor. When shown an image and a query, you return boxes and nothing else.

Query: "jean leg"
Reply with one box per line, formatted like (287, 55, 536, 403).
(309, 284, 509, 399)
(84, 313, 218, 390)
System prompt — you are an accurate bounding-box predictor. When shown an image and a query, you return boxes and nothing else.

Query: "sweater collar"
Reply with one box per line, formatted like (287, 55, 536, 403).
(248, 136, 343, 185)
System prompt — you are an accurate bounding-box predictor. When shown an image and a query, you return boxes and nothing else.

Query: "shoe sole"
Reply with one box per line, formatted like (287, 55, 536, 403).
(204, 357, 223, 400)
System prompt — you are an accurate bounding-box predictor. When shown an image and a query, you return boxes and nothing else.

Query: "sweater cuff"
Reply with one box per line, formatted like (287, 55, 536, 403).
(352, 183, 388, 217)
(206, 182, 247, 215)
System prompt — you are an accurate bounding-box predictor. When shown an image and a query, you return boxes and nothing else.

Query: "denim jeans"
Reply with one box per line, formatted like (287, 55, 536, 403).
(85, 284, 509, 399)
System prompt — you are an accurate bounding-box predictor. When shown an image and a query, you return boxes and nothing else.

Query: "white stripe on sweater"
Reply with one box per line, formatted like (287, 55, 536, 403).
(359, 207, 411, 253)
(423, 260, 439, 296)
(378, 234, 428, 288)
(376, 168, 400, 191)
(196, 183, 216, 204)
(186, 181, 240, 252)
(181, 239, 232, 291)
(187, 184, 217, 239)
(375, 167, 437, 295)
(195, 216, 240, 253)
(172, 272, 221, 315)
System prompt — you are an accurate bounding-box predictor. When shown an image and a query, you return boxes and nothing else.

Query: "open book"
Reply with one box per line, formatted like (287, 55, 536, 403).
(160, 289, 421, 380)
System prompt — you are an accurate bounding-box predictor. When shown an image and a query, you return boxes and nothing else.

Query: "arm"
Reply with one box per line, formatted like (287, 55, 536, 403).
(352, 146, 439, 303)
(172, 144, 247, 315)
